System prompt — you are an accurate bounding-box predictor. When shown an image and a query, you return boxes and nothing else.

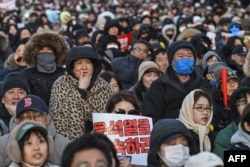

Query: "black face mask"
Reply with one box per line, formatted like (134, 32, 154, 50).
(167, 34, 173, 39)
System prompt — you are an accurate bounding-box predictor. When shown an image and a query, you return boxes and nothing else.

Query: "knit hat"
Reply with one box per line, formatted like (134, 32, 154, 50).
(74, 28, 89, 40)
(16, 95, 48, 117)
(167, 40, 197, 64)
(138, 61, 160, 81)
(66, 46, 102, 78)
(184, 152, 223, 167)
(232, 45, 248, 56)
(1, 72, 30, 98)
(202, 51, 222, 70)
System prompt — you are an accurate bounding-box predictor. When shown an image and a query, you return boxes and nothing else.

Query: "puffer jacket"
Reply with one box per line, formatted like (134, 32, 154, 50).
(141, 68, 202, 123)
(0, 117, 70, 167)
(111, 55, 144, 89)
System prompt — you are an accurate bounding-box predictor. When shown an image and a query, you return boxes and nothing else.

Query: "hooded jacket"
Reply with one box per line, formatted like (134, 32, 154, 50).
(148, 119, 194, 167)
(0, 117, 70, 166)
(213, 87, 250, 159)
(0, 119, 8, 136)
(160, 23, 177, 47)
(21, 31, 70, 105)
(49, 46, 112, 140)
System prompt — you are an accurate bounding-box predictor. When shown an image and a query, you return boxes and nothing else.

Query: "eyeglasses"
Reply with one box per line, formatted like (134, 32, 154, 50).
(114, 109, 138, 115)
(236, 100, 248, 109)
(19, 112, 46, 121)
(193, 106, 212, 113)
(133, 47, 149, 54)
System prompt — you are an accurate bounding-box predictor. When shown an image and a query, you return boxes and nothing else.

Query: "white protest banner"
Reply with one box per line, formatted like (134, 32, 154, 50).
(93, 113, 153, 166)
(0, 0, 16, 11)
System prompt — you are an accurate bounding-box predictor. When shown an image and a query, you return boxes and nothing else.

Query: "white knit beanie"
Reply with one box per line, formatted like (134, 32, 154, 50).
(138, 61, 160, 81)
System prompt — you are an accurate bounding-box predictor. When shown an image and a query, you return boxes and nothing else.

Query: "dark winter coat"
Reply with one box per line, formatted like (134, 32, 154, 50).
(21, 31, 69, 104)
(141, 68, 202, 124)
(111, 55, 144, 89)
(148, 119, 195, 167)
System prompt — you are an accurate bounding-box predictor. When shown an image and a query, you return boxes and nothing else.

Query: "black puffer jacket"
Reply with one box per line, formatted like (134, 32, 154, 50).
(21, 31, 69, 104)
(111, 55, 143, 89)
(142, 68, 201, 124)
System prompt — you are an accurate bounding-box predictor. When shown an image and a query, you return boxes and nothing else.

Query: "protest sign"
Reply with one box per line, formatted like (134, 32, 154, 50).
(93, 113, 153, 166)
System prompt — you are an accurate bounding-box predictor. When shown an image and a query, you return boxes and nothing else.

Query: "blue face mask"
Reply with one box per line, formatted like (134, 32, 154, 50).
(210, 79, 217, 88)
(173, 58, 195, 75)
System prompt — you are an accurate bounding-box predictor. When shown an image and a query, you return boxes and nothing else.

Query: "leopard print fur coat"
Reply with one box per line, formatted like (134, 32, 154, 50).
(49, 74, 112, 140)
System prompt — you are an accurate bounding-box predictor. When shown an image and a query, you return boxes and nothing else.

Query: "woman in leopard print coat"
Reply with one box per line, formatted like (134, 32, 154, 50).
(49, 46, 112, 140)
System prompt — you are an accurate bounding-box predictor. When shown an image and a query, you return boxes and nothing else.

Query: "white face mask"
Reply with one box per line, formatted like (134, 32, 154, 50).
(4, 103, 16, 116)
(159, 144, 190, 167)
(179, 26, 186, 32)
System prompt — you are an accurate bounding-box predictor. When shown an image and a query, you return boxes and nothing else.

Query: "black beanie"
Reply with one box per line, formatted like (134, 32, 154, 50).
(1, 72, 30, 98)
(167, 40, 197, 64)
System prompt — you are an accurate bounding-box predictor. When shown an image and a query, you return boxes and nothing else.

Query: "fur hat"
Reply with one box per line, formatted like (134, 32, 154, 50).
(176, 28, 201, 41)
(7, 120, 54, 163)
(167, 40, 197, 64)
(22, 30, 70, 68)
(138, 61, 161, 81)
(1, 72, 30, 98)
(4, 53, 20, 71)
(184, 152, 223, 167)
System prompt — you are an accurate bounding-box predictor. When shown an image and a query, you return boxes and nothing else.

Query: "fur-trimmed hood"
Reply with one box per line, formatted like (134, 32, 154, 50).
(22, 30, 69, 68)
(0, 31, 9, 52)
(4, 53, 20, 71)
(176, 28, 201, 41)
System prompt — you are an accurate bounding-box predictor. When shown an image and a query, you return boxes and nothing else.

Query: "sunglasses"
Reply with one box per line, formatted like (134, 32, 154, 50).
(114, 109, 138, 115)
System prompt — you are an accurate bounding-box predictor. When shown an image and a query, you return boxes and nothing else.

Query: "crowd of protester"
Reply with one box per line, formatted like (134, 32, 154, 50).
(0, 0, 250, 166)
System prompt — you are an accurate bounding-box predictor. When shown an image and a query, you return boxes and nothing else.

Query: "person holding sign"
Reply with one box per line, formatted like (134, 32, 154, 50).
(147, 118, 194, 167)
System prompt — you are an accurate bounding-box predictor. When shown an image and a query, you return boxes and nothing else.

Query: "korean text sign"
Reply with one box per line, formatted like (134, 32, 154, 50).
(93, 113, 153, 166)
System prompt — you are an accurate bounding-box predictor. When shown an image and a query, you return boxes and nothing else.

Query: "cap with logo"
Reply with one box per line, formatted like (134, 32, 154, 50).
(232, 45, 248, 56)
(16, 123, 47, 141)
(16, 95, 48, 117)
